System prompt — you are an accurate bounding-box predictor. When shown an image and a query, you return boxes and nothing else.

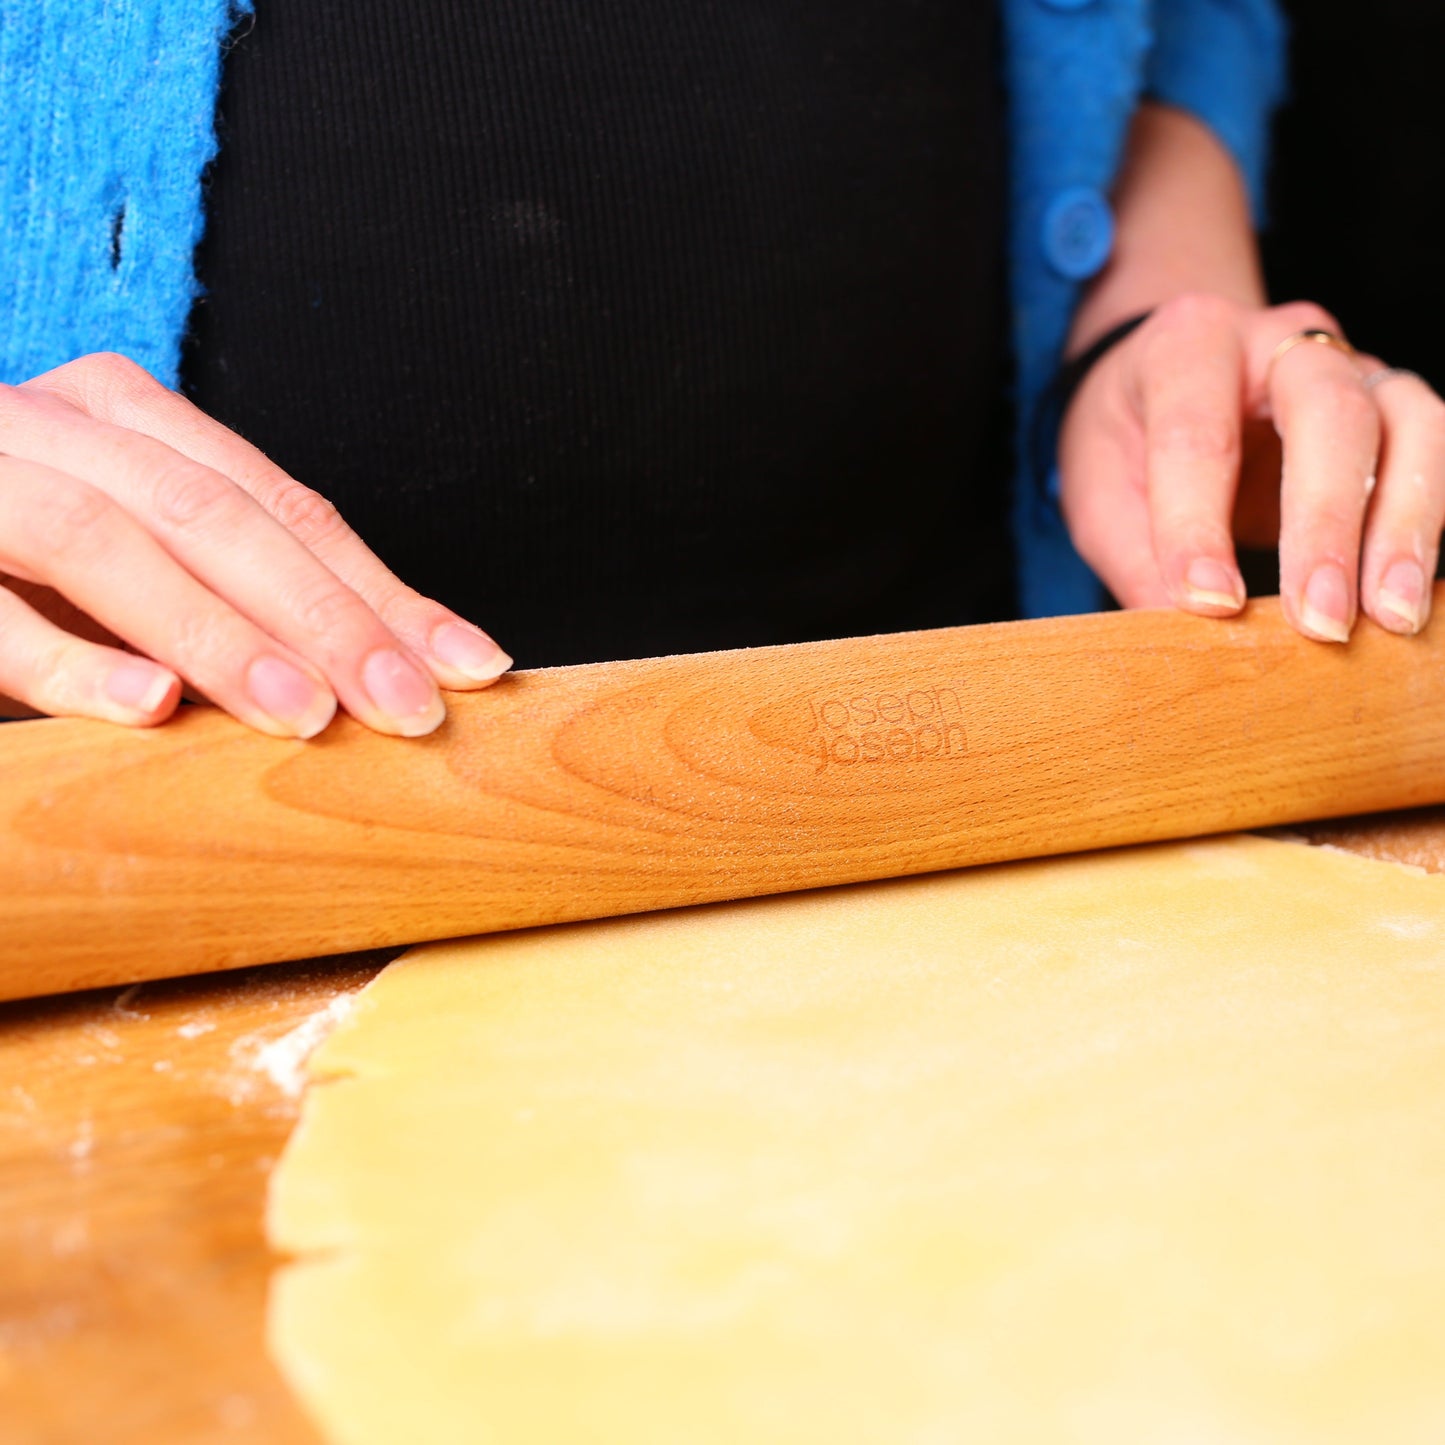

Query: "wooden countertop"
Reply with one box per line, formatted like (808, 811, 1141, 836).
(5, 811, 1445, 1445)
(0, 950, 401, 1445)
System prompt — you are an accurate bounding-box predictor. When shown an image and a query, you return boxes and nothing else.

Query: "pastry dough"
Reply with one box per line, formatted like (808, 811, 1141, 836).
(267, 836, 1445, 1443)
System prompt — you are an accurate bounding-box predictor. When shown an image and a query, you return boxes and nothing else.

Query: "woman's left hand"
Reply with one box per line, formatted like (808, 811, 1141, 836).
(1058, 291, 1445, 642)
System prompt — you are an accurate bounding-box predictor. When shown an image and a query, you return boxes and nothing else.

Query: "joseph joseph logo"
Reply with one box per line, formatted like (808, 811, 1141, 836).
(805, 685, 967, 771)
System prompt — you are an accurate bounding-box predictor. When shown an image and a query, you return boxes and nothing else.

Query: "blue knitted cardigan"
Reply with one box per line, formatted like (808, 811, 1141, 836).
(0, 0, 1285, 617)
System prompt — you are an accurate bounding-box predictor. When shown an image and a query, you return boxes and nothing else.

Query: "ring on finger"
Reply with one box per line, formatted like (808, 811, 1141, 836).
(1267, 328, 1357, 386)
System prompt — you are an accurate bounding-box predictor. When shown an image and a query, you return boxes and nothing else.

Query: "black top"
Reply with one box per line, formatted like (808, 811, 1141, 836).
(184, 0, 1011, 667)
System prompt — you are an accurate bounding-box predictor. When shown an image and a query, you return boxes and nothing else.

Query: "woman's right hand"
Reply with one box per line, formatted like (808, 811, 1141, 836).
(0, 352, 512, 737)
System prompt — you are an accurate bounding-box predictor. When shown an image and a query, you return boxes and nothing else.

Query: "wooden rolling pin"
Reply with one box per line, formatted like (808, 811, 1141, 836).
(3, 593, 1445, 1002)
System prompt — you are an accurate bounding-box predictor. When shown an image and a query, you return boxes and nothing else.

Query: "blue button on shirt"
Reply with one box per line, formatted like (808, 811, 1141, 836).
(1041, 186, 1115, 281)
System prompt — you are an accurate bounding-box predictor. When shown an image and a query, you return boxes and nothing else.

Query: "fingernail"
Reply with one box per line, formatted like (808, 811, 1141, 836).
(1184, 557, 1245, 611)
(247, 656, 337, 739)
(429, 621, 512, 681)
(104, 659, 175, 714)
(1299, 563, 1353, 643)
(362, 648, 445, 735)
(1377, 559, 1427, 633)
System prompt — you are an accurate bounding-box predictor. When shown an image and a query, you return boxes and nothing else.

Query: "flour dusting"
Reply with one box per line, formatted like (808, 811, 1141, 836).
(68, 1117, 94, 1170)
(227, 993, 357, 1104)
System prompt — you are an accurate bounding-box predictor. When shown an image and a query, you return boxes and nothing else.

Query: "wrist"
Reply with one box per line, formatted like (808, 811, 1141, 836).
(1067, 102, 1265, 359)
(1031, 311, 1153, 513)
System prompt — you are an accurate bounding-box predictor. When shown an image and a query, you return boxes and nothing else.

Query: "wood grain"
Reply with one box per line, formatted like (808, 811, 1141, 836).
(7, 594, 1445, 1002)
(8, 816, 1445, 1443)
(0, 951, 397, 1445)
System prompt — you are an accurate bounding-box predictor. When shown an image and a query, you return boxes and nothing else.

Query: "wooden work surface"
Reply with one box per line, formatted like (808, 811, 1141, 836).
(4, 811, 1445, 1445)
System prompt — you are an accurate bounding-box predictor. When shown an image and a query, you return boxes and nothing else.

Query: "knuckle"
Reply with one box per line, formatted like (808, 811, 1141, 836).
(68, 351, 163, 412)
(164, 605, 230, 670)
(82, 350, 156, 393)
(149, 463, 237, 534)
(83, 351, 147, 382)
(1155, 291, 1237, 335)
(1161, 520, 1234, 560)
(1150, 413, 1238, 466)
(1317, 379, 1379, 437)
(1290, 499, 1370, 548)
(0, 596, 86, 717)
(375, 582, 432, 635)
(268, 483, 349, 548)
(29, 637, 89, 715)
(13, 352, 162, 415)
(19, 480, 117, 562)
(286, 572, 368, 642)
(1298, 498, 1367, 538)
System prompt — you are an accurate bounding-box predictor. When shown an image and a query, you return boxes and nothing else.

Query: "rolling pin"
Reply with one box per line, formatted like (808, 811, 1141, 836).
(3, 592, 1445, 1003)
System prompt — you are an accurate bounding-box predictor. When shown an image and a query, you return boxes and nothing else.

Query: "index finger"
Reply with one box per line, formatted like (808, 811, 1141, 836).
(23, 355, 511, 689)
(1136, 297, 1248, 616)
(0, 383, 446, 736)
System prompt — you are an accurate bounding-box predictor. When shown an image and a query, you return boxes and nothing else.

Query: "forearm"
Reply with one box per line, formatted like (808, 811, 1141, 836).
(1067, 101, 1267, 358)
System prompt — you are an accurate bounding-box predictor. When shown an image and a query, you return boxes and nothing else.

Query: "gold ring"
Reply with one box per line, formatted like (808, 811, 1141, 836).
(1267, 328, 1357, 383)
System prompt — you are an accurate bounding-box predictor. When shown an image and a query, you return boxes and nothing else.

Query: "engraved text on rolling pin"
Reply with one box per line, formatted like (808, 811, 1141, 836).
(806, 687, 967, 770)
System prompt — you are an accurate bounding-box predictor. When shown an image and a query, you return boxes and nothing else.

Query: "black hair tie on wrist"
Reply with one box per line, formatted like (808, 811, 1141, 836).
(1030, 309, 1153, 514)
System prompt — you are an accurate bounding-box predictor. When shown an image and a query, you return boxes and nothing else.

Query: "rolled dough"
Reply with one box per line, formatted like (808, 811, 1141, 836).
(267, 836, 1445, 1443)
